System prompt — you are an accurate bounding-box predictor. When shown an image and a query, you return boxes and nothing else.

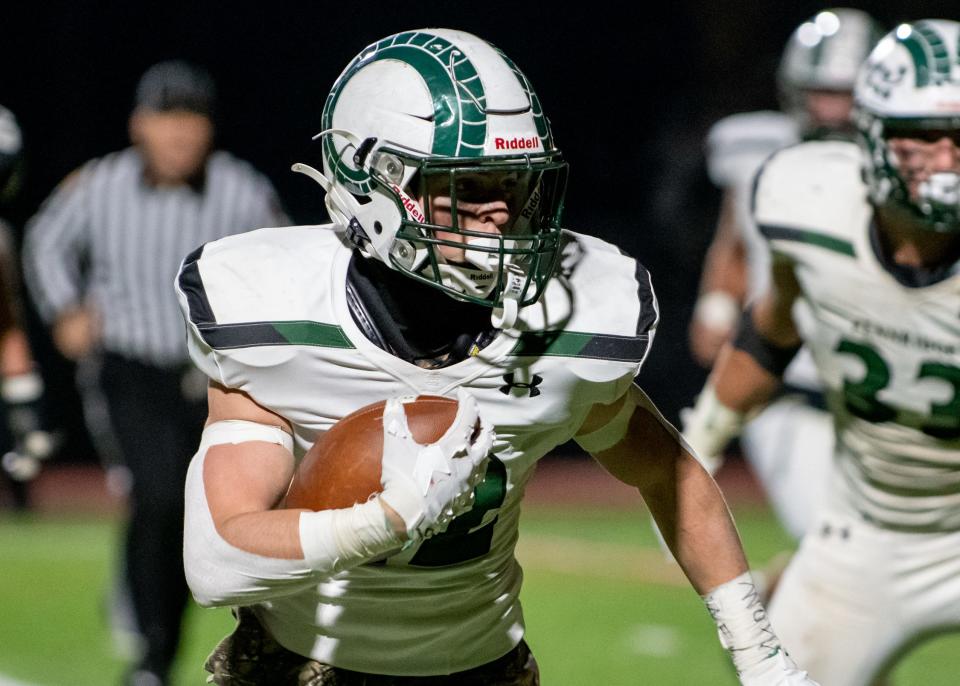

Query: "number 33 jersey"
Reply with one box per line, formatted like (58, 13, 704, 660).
(175, 225, 657, 675)
(755, 140, 960, 533)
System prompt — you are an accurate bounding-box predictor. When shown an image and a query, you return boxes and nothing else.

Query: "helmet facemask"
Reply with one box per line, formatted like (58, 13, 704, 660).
(389, 153, 568, 310)
(299, 131, 568, 324)
(863, 119, 960, 232)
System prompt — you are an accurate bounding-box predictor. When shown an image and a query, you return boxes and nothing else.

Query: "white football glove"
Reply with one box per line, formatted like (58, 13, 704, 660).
(379, 388, 494, 541)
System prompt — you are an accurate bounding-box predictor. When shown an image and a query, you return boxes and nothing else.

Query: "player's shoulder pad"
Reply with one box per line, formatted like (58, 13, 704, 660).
(177, 225, 345, 351)
(706, 110, 799, 188)
(752, 140, 869, 258)
(514, 230, 658, 379)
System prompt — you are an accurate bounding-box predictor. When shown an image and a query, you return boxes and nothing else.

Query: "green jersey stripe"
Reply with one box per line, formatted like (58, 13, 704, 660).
(759, 224, 856, 256)
(508, 330, 651, 363)
(197, 320, 355, 350)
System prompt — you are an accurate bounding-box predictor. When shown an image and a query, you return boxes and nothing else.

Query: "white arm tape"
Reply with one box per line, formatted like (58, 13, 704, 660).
(1, 371, 44, 404)
(574, 390, 638, 454)
(200, 419, 294, 452)
(185, 420, 400, 607)
(703, 571, 785, 675)
(681, 381, 746, 474)
(693, 291, 740, 332)
(299, 499, 401, 571)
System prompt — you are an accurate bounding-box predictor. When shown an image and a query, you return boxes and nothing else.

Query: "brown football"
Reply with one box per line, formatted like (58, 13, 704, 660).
(284, 395, 459, 511)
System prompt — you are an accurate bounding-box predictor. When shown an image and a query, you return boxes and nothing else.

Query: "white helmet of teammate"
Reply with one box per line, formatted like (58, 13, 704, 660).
(293, 29, 568, 323)
(854, 19, 960, 232)
(778, 8, 885, 131)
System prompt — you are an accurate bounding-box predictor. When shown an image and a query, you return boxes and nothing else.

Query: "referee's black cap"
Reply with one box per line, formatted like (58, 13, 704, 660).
(134, 60, 216, 117)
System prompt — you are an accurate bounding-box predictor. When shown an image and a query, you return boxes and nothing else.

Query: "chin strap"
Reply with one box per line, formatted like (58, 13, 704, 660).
(490, 268, 526, 329)
(291, 128, 374, 229)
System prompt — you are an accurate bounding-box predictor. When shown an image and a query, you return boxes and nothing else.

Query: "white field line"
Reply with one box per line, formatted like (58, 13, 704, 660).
(624, 623, 683, 657)
(0, 673, 39, 686)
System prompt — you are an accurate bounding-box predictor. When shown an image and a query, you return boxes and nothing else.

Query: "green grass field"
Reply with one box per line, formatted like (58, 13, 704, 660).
(0, 502, 958, 685)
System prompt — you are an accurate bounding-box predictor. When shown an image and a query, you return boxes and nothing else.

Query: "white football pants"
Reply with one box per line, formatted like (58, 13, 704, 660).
(768, 486, 960, 685)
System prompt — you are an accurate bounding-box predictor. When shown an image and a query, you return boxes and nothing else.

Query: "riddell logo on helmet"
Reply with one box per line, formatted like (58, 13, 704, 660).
(494, 137, 542, 151)
(391, 184, 425, 223)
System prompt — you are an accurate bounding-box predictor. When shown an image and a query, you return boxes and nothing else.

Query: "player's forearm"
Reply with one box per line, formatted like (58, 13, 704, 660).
(188, 424, 406, 606)
(643, 450, 748, 593)
(188, 481, 401, 607)
(710, 343, 783, 414)
(699, 195, 748, 301)
(218, 508, 308, 560)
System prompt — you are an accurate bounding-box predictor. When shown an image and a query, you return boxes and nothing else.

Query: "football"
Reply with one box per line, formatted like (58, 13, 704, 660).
(284, 395, 459, 511)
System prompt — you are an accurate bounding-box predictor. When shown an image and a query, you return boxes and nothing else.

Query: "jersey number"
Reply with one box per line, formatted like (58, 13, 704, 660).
(836, 339, 960, 439)
(408, 454, 507, 567)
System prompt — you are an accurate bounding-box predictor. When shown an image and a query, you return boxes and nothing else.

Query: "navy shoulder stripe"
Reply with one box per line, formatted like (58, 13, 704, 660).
(178, 245, 216, 325)
(508, 330, 651, 363)
(198, 320, 355, 350)
(178, 244, 355, 350)
(634, 260, 658, 336)
(508, 251, 655, 363)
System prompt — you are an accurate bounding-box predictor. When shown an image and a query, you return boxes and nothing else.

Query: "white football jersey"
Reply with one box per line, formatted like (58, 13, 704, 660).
(706, 110, 800, 299)
(175, 226, 657, 674)
(755, 140, 960, 533)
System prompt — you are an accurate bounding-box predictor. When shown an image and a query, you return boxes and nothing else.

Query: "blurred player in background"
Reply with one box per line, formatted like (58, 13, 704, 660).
(0, 104, 55, 508)
(685, 18, 960, 685)
(176, 29, 817, 686)
(22, 62, 288, 686)
(688, 8, 884, 543)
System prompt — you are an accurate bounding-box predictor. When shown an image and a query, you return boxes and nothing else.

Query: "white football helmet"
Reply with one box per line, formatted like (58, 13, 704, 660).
(293, 29, 567, 323)
(854, 19, 960, 232)
(778, 8, 885, 131)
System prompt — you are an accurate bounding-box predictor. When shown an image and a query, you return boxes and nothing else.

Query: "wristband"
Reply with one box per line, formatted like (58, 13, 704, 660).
(694, 291, 740, 332)
(703, 572, 783, 675)
(299, 498, 403, 571)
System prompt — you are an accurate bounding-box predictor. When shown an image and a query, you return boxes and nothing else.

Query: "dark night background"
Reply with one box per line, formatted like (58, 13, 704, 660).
(2, 1, 958, 465)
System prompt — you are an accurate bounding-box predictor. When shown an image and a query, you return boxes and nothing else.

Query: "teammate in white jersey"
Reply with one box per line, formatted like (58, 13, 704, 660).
(684, 19, 960, 685)
(175, 29, 817, 686)
(690, 8, 884, 541)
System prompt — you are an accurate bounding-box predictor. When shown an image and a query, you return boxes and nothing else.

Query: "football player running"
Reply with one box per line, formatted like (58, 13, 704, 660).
(175, 29, 817, 686)
(685, 19, 960, 686)
(689, 8, 885, 542)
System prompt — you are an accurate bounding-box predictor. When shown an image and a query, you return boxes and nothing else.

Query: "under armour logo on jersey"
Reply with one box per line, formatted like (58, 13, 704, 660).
(499, 373, 543, 397)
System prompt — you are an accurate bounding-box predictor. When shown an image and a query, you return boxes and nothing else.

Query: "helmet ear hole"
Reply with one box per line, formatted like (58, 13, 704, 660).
(374, 221, 383, 235)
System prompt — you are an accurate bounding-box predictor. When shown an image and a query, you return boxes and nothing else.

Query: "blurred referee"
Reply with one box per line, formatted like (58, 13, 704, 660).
(23, 61, 288, 686)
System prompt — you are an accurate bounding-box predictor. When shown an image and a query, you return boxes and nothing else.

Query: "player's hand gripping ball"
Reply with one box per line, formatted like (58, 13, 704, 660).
(285, 393, 489, 517)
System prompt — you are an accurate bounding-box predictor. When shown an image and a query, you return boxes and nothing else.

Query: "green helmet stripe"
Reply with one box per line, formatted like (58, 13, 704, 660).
(896, 23, 952, 87)
(896, 33, 932, 87)
(914, 22, 952, 80)
(322, 31, 489, 191)
(494, 47, 553, 147)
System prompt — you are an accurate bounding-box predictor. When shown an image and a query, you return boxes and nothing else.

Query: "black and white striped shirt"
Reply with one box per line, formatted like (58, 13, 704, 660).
(24, 147, 287, 367)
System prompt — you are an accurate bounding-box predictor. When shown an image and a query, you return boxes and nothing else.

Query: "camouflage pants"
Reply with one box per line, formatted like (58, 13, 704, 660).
(204, 607, 540, 686)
